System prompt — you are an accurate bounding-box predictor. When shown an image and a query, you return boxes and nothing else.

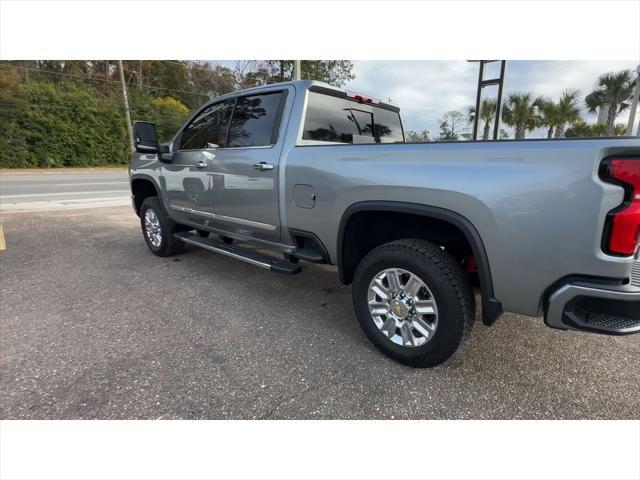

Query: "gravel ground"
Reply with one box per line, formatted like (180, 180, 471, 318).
(1, 207, 638, 419)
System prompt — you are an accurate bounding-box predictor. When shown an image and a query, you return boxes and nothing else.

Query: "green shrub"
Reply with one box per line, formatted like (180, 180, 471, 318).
(0, 76, 193, 168)
(130, 91, 191, 143)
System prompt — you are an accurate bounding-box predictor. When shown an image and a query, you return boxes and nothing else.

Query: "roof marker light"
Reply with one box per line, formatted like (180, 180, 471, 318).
(346, 90, 381, 105)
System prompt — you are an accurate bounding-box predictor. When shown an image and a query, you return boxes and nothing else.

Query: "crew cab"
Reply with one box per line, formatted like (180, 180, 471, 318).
(129, 80, 640, 367)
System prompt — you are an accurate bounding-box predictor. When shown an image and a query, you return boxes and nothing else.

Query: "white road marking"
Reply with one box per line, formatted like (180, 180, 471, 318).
(1, 190, 130, 199)
(1, 197, 131, 213)
(53, 182, 128, 186)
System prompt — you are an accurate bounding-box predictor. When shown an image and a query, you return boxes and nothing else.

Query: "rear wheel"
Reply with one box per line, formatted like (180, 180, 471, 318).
(352, 239, 475, 367)
(140, 196, 185, 257)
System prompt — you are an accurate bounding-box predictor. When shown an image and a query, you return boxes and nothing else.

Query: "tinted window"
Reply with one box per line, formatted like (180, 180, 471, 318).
(351, 109, 374, 137)
(302, 91, 404, 144)
(373, 107, 404, 143)
(303, 92, 355, 143)
(179, 99, 234, 150)
(227, 92, 284, 147)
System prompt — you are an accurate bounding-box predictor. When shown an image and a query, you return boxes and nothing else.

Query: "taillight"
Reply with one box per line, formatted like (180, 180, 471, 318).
(601, 157, 640, 256)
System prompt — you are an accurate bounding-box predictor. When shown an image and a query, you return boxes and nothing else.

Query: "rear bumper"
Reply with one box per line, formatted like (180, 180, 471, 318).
(545, 281, 640, 335)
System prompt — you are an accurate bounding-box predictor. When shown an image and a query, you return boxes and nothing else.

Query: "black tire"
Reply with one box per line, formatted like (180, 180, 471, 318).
(352, 239, 475, 367)
(139, 196, 185, 257)
(220, 236, 234, 245)
(195, 229, 210, 238)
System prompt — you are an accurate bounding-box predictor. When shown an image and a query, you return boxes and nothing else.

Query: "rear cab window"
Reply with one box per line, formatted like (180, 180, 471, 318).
(301, 89, 404, 145)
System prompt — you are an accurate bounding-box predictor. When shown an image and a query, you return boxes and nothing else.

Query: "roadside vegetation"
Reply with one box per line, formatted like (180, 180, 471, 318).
(0, 61, 636, 167)
(0, 60, 354, 168)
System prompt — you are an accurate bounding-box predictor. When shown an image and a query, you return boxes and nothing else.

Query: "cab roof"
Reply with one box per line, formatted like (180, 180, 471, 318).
(209, 80, 400, 112)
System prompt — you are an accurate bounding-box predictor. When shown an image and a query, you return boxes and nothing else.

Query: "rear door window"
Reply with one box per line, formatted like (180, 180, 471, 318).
(227, 92, 285, 148)
(179, 99, 235, 150)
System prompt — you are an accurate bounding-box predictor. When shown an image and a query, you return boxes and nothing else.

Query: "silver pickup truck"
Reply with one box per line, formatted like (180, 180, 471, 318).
(129, 80, 640, 367)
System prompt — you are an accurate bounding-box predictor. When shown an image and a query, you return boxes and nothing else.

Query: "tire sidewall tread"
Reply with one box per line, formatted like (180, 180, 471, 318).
(140, 196, 185, 257)
(352, 239, 475, 367)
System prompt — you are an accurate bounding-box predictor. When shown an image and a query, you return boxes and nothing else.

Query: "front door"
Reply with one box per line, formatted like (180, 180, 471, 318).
(207, 90, 288, 243)
(162, 149, 214, 226)
(162, 99, 235, 227)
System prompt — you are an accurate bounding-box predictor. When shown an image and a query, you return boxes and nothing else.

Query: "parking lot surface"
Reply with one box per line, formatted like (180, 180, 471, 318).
(1, 206, 639, 419)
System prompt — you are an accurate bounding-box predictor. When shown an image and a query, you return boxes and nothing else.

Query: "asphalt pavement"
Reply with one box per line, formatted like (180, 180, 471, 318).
(0, 170, 130, 212)
(1, 203, 639, 419)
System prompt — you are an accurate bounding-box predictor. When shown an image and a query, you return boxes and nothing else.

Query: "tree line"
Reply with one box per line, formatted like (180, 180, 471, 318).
(406, 69, 637, 142)
(1, 62, 636, 168)
(0, 60, 354, 168)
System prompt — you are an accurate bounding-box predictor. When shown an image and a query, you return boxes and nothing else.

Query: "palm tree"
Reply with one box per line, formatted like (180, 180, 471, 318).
(564, 119, 607, 138)
(585, 70, 636, 136)
(553, 90, 582, 138)
(502, 92, 542, 139)
(467, 98, 497, 140)
(538, 99, 559, 139)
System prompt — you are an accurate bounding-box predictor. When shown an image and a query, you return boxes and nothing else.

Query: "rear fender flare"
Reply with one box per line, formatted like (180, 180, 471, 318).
(336, 201, 502, 325)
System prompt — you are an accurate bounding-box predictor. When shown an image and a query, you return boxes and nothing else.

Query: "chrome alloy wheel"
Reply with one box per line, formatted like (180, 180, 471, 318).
(367, 268, 438, 347)
(144, 208, 162, 248)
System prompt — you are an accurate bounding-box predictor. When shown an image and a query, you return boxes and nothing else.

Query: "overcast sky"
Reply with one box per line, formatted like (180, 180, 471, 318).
(217, 60, 639, 137)
(346, 60, 639, 137)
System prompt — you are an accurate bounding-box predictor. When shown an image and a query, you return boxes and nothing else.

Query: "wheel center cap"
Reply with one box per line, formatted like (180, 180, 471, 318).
(390, 300, 408, 317)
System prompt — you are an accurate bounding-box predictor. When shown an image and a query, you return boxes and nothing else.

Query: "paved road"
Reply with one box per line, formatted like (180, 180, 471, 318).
(0, 170, 130, 212)
(1, 206, 639, 419)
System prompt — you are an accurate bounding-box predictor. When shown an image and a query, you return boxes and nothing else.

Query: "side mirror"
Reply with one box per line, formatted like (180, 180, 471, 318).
(133, 121, 158, 154)
(159, 143, 173, 163)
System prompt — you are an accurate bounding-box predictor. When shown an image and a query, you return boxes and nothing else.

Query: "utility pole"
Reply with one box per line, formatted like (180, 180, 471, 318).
(293, 60, 301, 81)
(626, 64, 640, 136)
(118, 60, 134, 153)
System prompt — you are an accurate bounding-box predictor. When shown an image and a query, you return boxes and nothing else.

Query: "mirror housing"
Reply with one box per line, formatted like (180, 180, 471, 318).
(133, 121, 159, 154)
(159, 143, 173, 163)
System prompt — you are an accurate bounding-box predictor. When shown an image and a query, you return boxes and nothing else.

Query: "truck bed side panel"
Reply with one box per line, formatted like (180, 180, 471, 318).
(283, 138, 639, 316)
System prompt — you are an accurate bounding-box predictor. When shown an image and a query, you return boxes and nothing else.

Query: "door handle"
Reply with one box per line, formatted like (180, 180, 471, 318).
(253, 162, 274, 171)
(195, 160, 208, 169)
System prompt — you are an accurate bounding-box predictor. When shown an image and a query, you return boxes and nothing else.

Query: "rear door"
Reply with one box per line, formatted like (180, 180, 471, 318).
(162, 99, 234, 226)
(207, 89, 288, 242)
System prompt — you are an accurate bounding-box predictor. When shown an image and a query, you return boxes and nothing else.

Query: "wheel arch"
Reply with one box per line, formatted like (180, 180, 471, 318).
(337, 201, 502, 325)
(131, 174, 161, 216)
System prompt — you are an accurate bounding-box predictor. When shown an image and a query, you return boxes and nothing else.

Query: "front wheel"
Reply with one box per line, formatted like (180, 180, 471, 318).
(352, 239, 475, 367)
(140, 196, 185, 257)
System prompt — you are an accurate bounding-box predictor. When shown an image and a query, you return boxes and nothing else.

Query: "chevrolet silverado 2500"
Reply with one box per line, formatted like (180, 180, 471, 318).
(129, 80, 640, 367)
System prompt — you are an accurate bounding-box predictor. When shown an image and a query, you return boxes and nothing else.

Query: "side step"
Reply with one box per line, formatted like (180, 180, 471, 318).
(292, 248, 324, 263)
(565, 310, 640, 335)
(174, 232, 302, 275)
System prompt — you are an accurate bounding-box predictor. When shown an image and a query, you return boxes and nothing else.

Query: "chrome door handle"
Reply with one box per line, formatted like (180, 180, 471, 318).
(195, 160, 208, 169)
(253, 162, 274, 171)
